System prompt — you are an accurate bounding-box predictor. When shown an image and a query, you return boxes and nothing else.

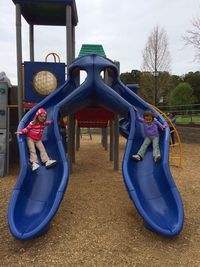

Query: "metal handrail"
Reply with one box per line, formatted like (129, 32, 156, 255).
(45, 52, 60, 63)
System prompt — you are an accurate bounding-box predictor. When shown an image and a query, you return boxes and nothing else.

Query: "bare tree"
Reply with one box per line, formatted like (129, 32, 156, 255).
(141, 25, 171, 105)
(183, 16, 200, 61)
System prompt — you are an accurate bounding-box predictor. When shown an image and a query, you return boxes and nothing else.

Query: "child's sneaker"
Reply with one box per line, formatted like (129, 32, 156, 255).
(131, 154, 141, 161)
(154, 155, 161, 162)
(32, 162, 40, 171)
(45, 159, 57, 168)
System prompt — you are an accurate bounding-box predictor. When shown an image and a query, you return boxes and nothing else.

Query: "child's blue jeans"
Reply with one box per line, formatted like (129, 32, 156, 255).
(137, 136, 160, 159)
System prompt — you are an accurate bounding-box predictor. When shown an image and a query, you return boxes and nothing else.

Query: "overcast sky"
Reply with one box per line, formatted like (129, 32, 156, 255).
(0, 0, 200, 85)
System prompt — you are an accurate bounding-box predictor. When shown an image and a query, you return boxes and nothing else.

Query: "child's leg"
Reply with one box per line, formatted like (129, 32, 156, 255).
(152, 136, 160, 158)
(137, 137, 151, 158)
(27, 137, 39, 163)
(35, 140, 49, 163)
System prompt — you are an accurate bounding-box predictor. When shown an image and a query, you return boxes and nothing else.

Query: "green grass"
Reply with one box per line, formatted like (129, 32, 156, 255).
(176, 116, 200, 124)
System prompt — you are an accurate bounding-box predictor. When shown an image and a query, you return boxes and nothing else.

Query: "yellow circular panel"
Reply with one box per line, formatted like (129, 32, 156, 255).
(33, 71, 57, 96)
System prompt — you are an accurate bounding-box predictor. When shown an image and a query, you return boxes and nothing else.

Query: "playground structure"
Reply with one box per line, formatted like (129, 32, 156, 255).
(119, 92, 183, 168)
(7, 0, 184, 240)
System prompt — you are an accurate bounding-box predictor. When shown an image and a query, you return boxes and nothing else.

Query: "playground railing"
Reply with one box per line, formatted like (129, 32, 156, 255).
(157, 104, 200, 125)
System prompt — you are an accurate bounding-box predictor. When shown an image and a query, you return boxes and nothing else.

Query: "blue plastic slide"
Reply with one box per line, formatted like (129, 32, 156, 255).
(8, 79, 73, 240)
(110, 72, 184, 236)
(8, 55, 184, 239)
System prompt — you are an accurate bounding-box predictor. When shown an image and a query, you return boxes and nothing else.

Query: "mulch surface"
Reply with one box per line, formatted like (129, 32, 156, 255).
(0, 135, 200, 267)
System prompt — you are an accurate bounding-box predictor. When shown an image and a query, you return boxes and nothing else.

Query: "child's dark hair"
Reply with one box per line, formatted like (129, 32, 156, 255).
(143, 110, 155, 119)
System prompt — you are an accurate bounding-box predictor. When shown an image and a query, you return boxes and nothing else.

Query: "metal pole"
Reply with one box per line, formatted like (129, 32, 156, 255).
(72, 25, 75, 59)
(102, 128, 106, 148)
(66, 5, 73, 67)
(72, 115, 75, 163)
(16, 4, 23, 121)
(114, 115, 119, 171)
(67, 116, 73, 173)
(66, 5, 74, 173)
(29, 24, 34, 61)
(104, 127, 108, 151)
(76, 125, 80, 151)
(109, 121, 114, 161)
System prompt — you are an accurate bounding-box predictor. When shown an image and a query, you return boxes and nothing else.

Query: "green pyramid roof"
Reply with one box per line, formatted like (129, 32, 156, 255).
(78, 44, 106, 57)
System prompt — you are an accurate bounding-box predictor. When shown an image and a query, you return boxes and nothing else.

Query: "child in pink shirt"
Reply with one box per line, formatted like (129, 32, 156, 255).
(16, 108, 57, 171)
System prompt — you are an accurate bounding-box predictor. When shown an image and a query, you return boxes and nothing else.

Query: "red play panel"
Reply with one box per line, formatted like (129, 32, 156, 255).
(75, 108, 115, 128)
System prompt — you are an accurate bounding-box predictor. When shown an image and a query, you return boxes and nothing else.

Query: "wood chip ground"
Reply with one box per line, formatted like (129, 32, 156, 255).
(0, 135, 199, 267)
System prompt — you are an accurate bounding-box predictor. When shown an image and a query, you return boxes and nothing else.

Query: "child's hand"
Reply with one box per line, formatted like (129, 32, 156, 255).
(15, 131, 23, 135)
(46, 120, 53, 125)
(162, 124, 168, 130)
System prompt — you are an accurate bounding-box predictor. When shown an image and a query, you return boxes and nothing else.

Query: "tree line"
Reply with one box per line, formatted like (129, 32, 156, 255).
(120, 19, 200, 107)
(120, 70, 200, 106)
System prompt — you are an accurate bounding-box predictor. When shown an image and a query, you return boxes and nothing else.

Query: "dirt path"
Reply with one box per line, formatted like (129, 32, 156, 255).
(0, 135, 200, 266)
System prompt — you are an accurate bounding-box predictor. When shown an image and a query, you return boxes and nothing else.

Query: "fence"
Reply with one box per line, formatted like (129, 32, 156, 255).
(157, 104, 200, 124)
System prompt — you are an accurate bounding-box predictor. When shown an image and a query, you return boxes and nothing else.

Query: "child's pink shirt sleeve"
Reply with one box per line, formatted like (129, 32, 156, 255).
(19, 123, 33, 134)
